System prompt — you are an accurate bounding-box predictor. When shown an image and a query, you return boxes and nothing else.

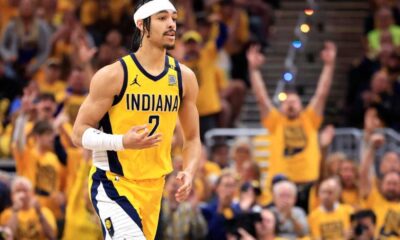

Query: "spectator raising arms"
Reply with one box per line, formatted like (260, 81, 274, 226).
(246, 42, 336, 184)
(359, 133, 400, 238)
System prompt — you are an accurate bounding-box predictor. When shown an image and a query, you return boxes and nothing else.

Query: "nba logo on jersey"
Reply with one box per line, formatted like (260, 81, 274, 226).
(168, 75, 177, 86)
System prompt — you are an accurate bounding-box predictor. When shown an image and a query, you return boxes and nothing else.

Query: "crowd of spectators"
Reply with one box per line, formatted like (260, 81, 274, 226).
(0, 0, 398, 239)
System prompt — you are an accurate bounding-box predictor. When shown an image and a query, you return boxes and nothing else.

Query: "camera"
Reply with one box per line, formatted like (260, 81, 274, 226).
(354, 223, 369, 236)
(350, 210, 376, 240)
(225, 212, 262, 239)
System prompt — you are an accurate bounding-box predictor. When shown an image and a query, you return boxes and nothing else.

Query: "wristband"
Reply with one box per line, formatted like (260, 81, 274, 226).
(82, 128, 124, 151)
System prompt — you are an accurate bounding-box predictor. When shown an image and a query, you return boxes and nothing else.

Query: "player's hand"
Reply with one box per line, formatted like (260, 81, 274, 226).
(123, 125, 162, 149)
(175, 171, 193, 202)
(321, 41, 337, 66)
(247, 45, 266, 70)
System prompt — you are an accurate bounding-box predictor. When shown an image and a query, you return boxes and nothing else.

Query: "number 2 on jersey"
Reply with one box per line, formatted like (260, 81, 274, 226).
(148, 115, 160, 136)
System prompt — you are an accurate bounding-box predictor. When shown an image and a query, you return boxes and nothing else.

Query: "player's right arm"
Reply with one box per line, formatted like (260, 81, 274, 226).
(246, 45, 273, 118)
(72, 62, 161, 150)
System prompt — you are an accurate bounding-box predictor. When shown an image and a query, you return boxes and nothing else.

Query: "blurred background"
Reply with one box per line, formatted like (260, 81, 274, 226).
(0, 0, 399, 239)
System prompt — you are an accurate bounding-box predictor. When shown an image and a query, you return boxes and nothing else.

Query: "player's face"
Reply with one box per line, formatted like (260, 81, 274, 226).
(149, 10, 177, 50)
(280, 93, 302, 119)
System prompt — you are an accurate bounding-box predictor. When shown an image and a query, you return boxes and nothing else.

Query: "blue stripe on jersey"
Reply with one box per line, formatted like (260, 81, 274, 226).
(112, 58, 128, 106)
(90, 168, 106, 237)
(130, 53, 169, 81)
(99, 113, 124, 176)
(174, 58, 183, 103)
(94, 168, 143, 231)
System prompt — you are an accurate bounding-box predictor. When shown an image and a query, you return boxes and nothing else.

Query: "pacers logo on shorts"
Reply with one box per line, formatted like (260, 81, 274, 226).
(105, 217, 114, 237)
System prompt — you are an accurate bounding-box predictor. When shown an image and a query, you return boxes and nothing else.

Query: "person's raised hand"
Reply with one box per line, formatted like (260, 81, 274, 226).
(78, 39, 97, 65)
(320, 124, 335, 148)
(123, 125, 162, 149)
(320, 41, 337, 66)
(247, 45, 266, 70)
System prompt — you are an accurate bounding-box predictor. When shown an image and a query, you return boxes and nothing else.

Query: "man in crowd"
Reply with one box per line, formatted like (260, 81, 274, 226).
(308, 177, 353, 239)
(360, 134, 400, 238)
(0, 177, 56, 239)
(246, 42, 336, 185)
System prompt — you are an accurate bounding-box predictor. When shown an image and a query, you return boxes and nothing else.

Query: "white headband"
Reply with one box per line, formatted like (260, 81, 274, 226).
(133, 0, 177, 27)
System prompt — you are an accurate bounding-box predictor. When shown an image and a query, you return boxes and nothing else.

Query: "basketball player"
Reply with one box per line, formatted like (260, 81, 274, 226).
(72, 0, 201, 239)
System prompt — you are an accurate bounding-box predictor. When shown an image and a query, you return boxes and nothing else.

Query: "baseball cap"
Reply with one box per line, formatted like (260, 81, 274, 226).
(46, 58, 61, 68)
(182, 31, 203, 44)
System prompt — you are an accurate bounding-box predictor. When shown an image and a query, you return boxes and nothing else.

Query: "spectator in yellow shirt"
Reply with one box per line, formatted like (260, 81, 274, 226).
(247, 42, 337, 184)
(181, 30, 228, 140)
(0, 177, 57, 240)
(35, 59, 66, 103)
(308, 178, 353, 240)
(62, 153, 102, 240)
(12, 119, 66, 222)
(337, 159, 362, 210)
(360, 133, 400, 239)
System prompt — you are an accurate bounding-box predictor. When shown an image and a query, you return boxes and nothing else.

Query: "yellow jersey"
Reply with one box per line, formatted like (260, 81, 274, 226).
(93, 54, 182, 180)
(262, 107, 322, 183)
(308, 204, 353, 240)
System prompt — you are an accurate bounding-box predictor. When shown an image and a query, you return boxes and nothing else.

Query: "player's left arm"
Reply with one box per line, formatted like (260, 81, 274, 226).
(175, 64, 201, 203)
(308, 41, 337, 115)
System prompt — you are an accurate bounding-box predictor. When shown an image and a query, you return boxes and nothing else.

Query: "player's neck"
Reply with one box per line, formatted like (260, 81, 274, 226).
(135, 43, 166, 74)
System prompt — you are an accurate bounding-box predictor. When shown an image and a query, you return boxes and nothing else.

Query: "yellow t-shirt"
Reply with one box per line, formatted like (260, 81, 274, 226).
(222, 10, 249, 54)
(262, 107, 322, 183)
(12, 144, 66, 218)
(0, 207, 57, 240)
(63, 93, 86, 123)
(204, 161, 222, 180)
(308, 184, 320, 213)
(34, 71, 67, 103)
(341, 188, 361, 210)
(0, 0, 18, 32)
(62, 160, 102, 240)
(308, 204, 353, 240)
(183, 42, 226, 116)
(363, 186, 400, 238)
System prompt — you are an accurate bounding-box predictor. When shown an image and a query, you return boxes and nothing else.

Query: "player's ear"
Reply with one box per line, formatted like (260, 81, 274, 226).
(136, 20, 144, 32)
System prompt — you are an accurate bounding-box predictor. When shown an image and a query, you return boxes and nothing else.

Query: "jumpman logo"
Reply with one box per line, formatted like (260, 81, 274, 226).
(131, 75, 141, 86)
